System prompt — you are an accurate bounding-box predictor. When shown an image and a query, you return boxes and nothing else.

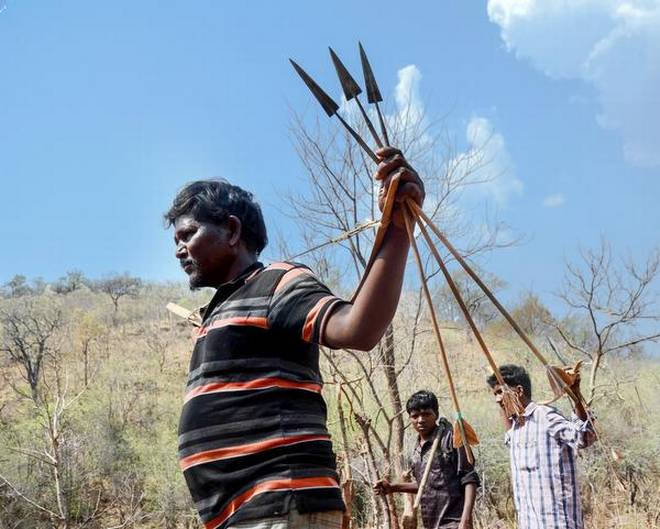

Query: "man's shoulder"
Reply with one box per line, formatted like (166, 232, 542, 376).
(245, 261, 312, 287)
(255, 261, 319, 282)
(263, 261, 312, 272)
(533, 403, 566, 418)
(528, 403, 573, 433)
(437, 417, 453, 437)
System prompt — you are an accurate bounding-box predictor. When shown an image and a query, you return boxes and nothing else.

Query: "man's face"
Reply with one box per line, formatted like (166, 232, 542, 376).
(491, 384, 505, 408)
(408, 408, 438, 437)
(491, 384, 526, 408)
(173, 214, 235, 289)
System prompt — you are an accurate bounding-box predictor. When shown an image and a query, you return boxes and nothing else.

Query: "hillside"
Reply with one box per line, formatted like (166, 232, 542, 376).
(0, 283, 658, 529)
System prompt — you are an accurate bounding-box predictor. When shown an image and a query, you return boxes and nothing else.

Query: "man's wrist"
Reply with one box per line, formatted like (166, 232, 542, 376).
(384, 222, 410, 247)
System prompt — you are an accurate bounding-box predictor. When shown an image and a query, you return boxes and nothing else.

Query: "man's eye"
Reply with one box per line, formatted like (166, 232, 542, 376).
(179, 229, 196, 242)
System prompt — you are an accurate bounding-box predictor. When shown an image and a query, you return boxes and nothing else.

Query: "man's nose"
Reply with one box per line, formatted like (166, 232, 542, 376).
(176, 243, 187, 259)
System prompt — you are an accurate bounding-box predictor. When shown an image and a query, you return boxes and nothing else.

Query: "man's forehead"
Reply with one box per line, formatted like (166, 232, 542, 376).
(410, 407, 436, 415)
(174, 214, 200, 229)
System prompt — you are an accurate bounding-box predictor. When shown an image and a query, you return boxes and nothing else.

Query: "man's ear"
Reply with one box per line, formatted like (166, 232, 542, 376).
(226, 215, 242, 247)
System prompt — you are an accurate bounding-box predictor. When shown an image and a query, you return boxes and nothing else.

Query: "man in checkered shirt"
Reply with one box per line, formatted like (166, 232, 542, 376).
(487, 364, 596, 529)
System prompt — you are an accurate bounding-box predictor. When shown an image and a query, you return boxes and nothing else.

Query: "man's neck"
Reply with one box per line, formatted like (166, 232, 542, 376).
(419, 425, 438, 443)
(214, 253, 258, 288)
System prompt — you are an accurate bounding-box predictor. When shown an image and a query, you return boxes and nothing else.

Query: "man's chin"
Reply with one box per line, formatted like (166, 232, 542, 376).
(188, 273, 206, 290)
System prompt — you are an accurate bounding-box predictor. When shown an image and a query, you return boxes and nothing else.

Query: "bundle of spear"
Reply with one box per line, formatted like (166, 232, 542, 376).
(290, 43, 591, 504)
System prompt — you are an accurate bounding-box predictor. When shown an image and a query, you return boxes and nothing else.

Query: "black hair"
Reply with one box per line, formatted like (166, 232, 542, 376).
(164, 179, 268, 256)
(486, 364, 532, 399)
(406, 390, 439, 416)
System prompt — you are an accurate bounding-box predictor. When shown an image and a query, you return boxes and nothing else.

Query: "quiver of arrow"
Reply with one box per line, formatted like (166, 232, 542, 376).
(546, 361, 584, 404)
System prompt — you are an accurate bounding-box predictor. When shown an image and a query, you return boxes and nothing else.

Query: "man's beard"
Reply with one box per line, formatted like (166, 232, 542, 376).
(188, 272, 205, 290)
(184, 264, 207, 291)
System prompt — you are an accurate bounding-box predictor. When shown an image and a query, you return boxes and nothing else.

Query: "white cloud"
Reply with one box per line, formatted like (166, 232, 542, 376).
(394, 65, 424, 120)
(487, 0, 660, 167)
(462, 116, 523, 206)
(387, 64, 431, 151)
(340, 64, 427, 152)
(542, 193, 566, 207)
(390, 69, 522, 207)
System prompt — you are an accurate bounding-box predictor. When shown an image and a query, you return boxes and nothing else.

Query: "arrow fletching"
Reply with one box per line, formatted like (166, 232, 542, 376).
(289, 59, 339, 117)
(453, 417, 479, 448)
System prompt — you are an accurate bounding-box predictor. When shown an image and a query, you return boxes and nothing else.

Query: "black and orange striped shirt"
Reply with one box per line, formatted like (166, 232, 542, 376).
(178, 261, 347, 529)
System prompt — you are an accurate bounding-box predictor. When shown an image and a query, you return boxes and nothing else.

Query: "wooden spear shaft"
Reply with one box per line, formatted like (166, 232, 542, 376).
(407, 203, 631, 494)
(413, 214, 506, 386)
(402, 206, 474, 511)
(407, 201, 550, 366)
(407, 200, 584, 406)
(402, 208, 474, 464)
(402, 208, 461, 423)
(413, 430, 441, 510)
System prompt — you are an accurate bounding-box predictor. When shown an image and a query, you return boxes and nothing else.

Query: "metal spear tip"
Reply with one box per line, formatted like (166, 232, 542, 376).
(289, 58, 339, 117)
(328, 47, 362, 101)
(358, 42, 383, 104)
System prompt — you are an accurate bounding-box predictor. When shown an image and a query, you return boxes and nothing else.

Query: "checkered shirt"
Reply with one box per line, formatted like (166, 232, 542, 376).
(505, 402, 595, 529)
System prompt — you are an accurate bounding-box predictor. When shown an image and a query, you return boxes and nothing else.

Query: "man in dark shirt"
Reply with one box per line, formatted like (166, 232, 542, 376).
(165, 147, 424, 529)
(374, 391, 479, 529)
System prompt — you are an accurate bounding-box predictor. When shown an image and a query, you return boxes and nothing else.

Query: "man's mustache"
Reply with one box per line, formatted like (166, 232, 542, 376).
(180, 259, 195, 270)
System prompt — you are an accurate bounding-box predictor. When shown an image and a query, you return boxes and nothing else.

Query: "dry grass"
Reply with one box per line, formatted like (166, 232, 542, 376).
(0, 286, 658, 528)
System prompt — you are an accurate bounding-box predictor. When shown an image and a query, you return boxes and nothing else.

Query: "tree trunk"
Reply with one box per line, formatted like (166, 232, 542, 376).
(588, 351, 603, 405)
(382, 324, 405, 473)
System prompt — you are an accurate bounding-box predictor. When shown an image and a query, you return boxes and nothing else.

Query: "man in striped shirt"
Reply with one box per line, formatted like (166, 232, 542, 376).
(165, 147, 424, 529)
(486, 364, 596, 529)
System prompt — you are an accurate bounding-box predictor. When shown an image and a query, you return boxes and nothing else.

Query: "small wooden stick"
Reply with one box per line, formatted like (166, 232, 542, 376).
(413, 429, 441, 510)
(166, 302, 201, 327)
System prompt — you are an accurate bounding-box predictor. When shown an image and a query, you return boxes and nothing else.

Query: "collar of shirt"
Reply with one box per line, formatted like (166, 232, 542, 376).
(416, 418, 452, 451)
(202, 261, 264, 321)
(523, 401, 538, 418)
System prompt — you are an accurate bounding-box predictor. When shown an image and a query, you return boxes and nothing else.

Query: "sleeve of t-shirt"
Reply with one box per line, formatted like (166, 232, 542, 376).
(267, 264, 348, 346)
(455, 447, 478, 486)
(545, 407, 596, 449)
(451, 429, 481, 488)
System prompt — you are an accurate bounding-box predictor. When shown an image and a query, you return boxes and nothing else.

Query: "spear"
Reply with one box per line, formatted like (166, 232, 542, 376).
(359, 42, 390, 146)
(289, 54, 397, 302)
(289, 59, 379, 164)
(328, 47, 383, 148)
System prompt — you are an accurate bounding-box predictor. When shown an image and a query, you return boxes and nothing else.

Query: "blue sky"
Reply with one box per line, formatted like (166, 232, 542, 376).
(1, 0, 658, 310)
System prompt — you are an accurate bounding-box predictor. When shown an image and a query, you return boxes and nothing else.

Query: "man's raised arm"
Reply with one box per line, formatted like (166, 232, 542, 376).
(323, 146, 424, 351)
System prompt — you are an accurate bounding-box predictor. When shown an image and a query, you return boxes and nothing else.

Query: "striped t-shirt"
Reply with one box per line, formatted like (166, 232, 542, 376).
(505, 402, 595, 529)
(178, 261, 347, 529)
